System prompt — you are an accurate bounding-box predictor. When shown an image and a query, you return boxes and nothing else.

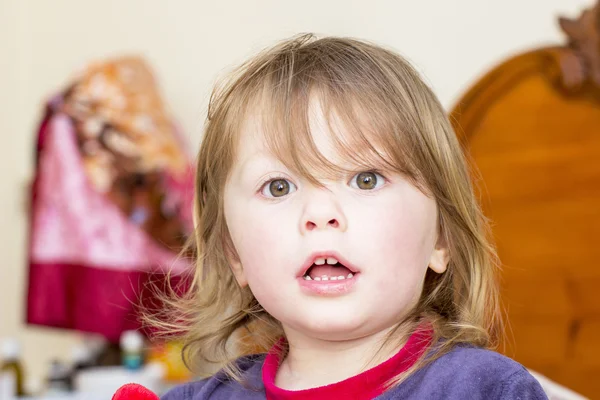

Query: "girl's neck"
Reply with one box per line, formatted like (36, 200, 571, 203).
(275, 325, 409, 391)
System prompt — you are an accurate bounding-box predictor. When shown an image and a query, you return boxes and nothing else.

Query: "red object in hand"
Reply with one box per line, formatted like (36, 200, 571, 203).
(112, 383, 160, 400)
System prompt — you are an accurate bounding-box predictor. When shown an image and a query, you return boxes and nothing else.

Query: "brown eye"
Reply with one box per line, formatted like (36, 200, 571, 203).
(262, 178, 297, 198)
(350, 172, 384, 190)
(270, 180, 289, 197)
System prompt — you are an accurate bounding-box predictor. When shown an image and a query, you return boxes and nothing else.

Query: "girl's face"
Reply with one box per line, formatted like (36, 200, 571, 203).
(223, 102, 449, 342)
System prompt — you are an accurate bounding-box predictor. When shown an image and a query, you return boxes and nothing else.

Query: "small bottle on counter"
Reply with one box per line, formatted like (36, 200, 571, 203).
(0, 338, 25, 397)
(120, 330, 144, 371)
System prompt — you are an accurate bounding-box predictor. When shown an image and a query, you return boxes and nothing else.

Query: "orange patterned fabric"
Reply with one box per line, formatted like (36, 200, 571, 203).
(61, 56, 188, 193)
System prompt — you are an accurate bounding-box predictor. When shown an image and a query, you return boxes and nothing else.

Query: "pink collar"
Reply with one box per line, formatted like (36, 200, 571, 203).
(262, 328, 432, 400)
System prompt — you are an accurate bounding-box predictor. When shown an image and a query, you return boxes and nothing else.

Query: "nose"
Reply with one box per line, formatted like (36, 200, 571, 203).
(299, 189, 347, 234)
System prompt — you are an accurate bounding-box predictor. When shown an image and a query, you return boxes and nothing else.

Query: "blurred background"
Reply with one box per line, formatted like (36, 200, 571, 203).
(0, 0, 596, 398)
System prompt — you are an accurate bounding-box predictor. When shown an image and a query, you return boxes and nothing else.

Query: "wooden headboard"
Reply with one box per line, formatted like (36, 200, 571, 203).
(449, 3, 600, 397)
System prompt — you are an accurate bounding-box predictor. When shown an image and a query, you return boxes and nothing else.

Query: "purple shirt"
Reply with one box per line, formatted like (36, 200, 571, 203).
(162, 346, 548, 399)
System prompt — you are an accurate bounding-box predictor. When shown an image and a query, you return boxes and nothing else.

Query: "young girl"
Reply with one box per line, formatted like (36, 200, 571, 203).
(159, 34, 547, 399)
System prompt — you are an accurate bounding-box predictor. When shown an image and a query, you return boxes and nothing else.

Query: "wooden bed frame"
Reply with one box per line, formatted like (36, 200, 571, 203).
(449, 2, 600, 397)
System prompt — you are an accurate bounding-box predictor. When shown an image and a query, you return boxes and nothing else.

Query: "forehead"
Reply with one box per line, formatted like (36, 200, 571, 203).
(235, 97, 345, 164)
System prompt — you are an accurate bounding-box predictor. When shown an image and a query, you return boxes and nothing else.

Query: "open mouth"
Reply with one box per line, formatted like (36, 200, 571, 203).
(302, 256, 357, 281)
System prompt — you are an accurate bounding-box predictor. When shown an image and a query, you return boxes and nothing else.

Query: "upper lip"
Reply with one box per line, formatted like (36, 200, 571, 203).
(297, 251, 360, 277)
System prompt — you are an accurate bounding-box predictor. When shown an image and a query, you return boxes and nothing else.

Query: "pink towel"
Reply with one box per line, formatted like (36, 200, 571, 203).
(26, 58, 194, 342)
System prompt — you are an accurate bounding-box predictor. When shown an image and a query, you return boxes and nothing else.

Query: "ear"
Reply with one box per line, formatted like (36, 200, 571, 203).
(223, 236, 248, 287)
(428, 235, 450, 274)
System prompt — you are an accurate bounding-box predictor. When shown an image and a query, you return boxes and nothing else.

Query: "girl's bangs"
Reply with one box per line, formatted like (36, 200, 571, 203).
(244, 77, 425, 188)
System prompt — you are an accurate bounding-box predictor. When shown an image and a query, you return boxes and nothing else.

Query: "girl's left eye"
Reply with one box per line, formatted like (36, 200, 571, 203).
(349, 171, 386, 190)
(261, 178, 297, 198)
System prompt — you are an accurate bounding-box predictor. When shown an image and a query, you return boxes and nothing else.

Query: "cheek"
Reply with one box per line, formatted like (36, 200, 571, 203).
(381, 215, 430, 260)
(231, 211, 297, 311)
(226, 201, 295, 284)
(354, 189, 438, 276)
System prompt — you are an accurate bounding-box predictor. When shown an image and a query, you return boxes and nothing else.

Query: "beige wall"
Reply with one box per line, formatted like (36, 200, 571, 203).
(0, 0, 591, 391)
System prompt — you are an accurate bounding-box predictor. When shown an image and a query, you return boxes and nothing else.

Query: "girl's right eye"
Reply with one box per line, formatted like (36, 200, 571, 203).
(261, 178, 297, 198)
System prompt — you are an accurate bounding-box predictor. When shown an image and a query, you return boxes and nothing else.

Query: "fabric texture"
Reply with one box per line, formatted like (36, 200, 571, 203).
(162, 343, 548, 400)
(261, 328, 431, 399)
(26, 58, 194, 342)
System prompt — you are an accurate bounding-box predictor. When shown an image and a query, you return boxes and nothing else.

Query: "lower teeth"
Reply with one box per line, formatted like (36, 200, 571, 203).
(304, 273, 354, 281)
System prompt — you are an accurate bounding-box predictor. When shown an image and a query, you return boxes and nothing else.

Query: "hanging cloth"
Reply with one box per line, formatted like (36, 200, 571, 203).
(26, 57, 194, 342)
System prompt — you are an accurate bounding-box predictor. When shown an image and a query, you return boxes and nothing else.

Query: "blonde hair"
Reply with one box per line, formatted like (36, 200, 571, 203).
(150, 33, 502, 388)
